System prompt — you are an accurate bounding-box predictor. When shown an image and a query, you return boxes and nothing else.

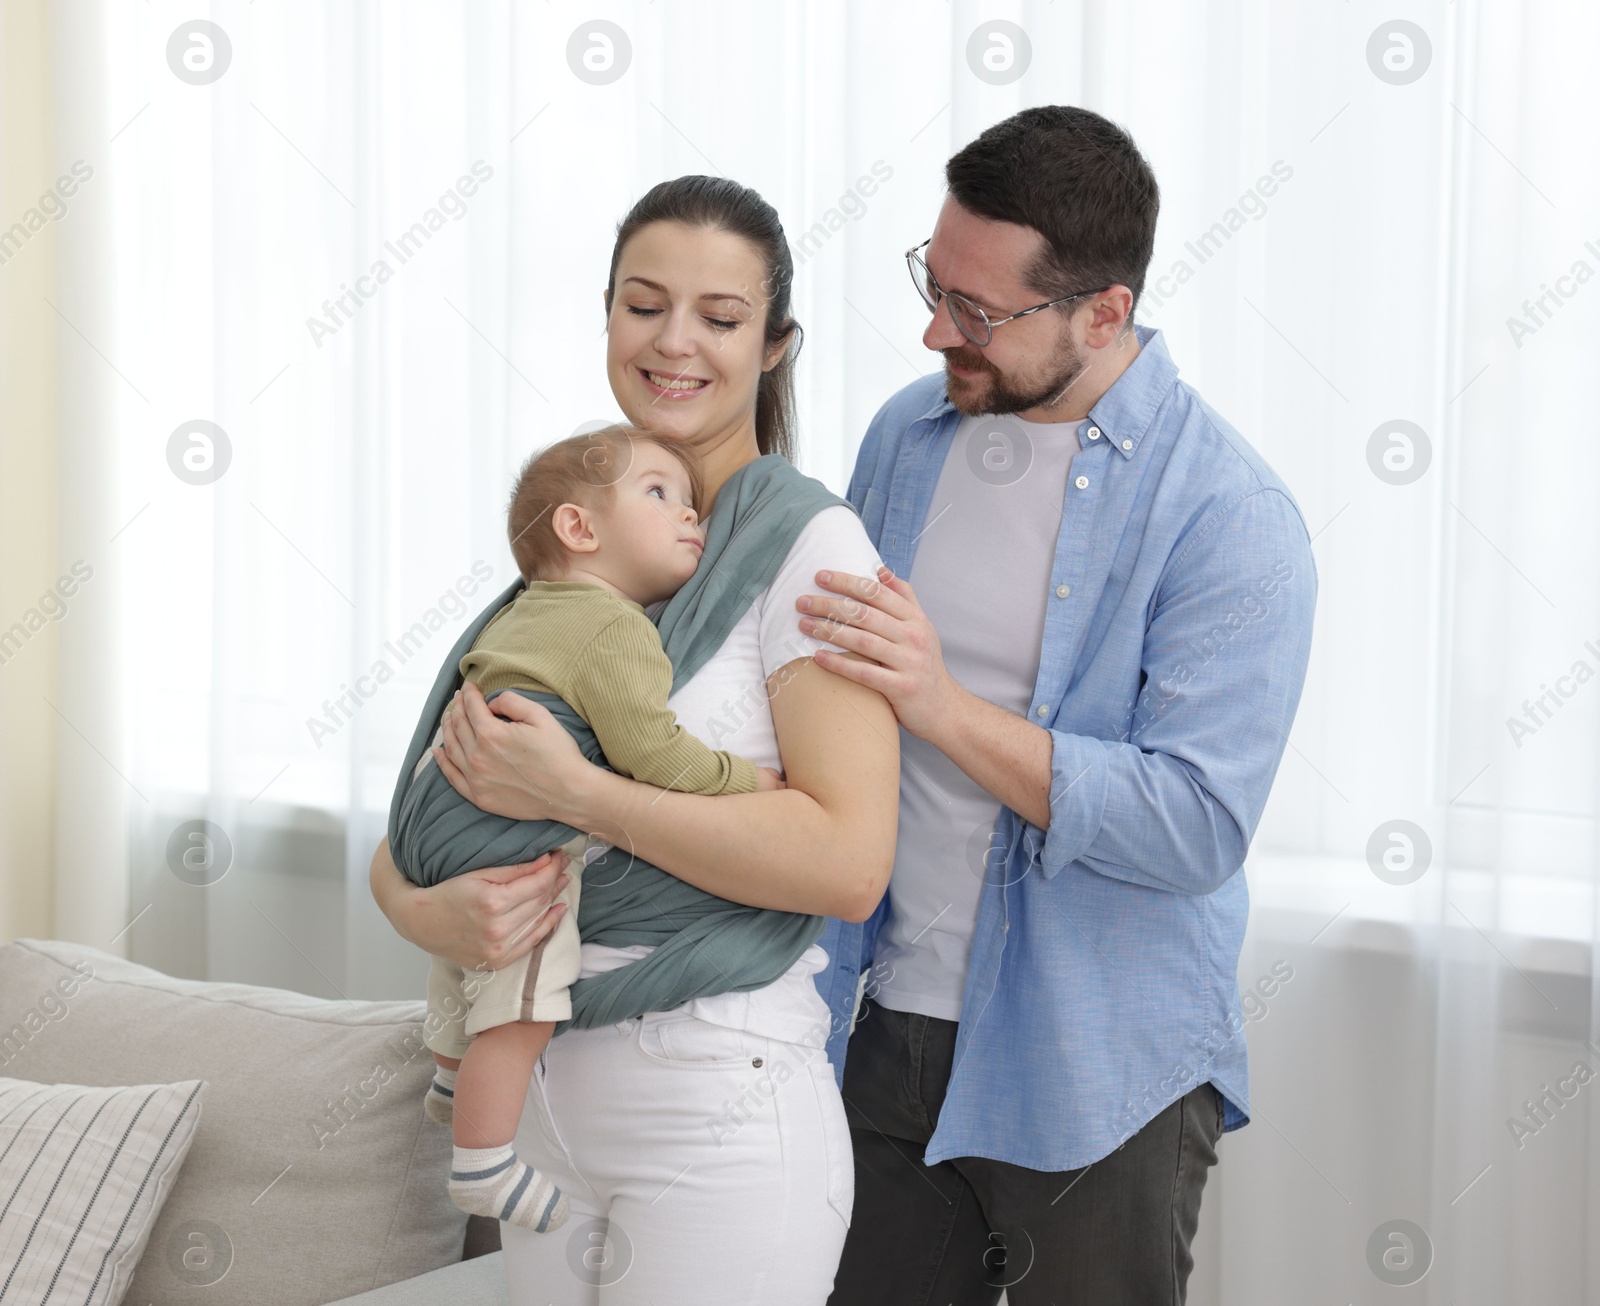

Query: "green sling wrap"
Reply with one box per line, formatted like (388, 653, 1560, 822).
(386, 454, 846, 1032)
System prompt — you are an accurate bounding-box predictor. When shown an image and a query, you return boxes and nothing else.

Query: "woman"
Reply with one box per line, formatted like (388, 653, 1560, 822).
(369, 176, 899, 1305)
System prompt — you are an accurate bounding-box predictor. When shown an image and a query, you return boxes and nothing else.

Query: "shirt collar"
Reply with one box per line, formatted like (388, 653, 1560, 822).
(916, 380, 959, 426)
(911, 324, 1177, 460)
(1087, 324, 1176, 460)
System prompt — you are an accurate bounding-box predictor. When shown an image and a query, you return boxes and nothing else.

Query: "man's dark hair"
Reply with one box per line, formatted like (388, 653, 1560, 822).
(945, 106, 1159, 317)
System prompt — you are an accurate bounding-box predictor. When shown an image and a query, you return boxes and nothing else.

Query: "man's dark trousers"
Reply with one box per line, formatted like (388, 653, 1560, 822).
(827, 998, 1223, 1306)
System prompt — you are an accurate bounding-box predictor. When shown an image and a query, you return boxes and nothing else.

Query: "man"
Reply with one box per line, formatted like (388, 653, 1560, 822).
(801, 106, 1317, 1304)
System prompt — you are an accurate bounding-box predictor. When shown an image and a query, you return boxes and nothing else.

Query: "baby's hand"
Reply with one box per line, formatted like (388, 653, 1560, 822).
(756, 766, 787, 792)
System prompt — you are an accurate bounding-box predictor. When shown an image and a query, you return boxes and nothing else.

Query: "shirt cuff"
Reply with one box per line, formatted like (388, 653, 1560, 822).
(719, 754, 760, 795)
(1034, 731, 1111, 879)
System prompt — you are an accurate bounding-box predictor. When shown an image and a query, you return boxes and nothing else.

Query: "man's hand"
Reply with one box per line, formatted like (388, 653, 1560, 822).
(798, 564, 1054, 825)
(795, 564, 959, 742)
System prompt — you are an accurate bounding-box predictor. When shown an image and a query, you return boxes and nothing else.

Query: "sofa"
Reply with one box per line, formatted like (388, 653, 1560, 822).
(0, 937, 512, 1305)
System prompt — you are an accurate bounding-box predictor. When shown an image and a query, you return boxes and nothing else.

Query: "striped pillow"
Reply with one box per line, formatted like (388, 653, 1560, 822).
(0, 1075, 205, 1306)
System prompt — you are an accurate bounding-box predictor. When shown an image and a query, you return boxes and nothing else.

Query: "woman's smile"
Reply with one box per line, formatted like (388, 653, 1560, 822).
(639, 366, 712, 399)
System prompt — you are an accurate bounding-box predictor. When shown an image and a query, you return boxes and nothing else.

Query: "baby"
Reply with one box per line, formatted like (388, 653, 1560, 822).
(413, 425, 782, 1233)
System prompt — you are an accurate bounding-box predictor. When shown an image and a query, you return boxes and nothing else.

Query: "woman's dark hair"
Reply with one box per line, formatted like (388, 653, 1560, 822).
(945, 106, 1159, 319)
(603, 176, 802, 462)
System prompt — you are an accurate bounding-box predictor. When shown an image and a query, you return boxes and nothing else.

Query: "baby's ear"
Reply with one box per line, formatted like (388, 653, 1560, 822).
(551, 502, 600, 553)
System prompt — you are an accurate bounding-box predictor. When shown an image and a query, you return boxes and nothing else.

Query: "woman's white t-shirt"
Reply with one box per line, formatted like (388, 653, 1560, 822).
(576, 503, 885, 1048)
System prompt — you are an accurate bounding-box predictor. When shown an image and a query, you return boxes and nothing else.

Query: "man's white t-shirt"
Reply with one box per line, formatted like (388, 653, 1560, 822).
(870, 413, 1084, 1021)
(576, 503, 885, 1048)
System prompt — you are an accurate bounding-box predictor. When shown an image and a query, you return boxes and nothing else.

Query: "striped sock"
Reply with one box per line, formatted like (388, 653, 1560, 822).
(449, 1143, 569, 1233)
(423, 1067, 457, 1124)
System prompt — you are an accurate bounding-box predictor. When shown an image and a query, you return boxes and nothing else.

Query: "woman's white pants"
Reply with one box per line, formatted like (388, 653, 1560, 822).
(500, 1007, 854, 1305)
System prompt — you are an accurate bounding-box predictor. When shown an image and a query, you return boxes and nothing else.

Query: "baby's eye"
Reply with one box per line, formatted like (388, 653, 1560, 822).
(647, 484, 665, 499)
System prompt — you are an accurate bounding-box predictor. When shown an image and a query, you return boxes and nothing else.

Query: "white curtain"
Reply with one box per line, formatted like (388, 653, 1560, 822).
(48, 0, 1597, 1299)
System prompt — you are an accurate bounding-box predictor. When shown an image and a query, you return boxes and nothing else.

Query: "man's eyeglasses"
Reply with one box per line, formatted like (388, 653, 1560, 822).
(905, 239, 1109, 348)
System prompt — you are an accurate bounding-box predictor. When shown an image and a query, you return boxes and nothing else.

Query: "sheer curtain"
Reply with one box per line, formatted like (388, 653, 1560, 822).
(49, 0, 1597, 1300)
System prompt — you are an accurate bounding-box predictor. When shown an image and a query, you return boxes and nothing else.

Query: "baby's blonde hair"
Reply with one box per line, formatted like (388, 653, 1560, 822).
(507, 426, 704, 582)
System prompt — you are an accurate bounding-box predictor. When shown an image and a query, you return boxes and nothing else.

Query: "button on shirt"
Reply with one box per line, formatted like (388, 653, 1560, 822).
(813, 326, 1317, 1171)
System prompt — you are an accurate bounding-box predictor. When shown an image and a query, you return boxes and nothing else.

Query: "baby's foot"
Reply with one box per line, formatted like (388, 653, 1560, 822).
(449, 1144, 570, 1232)
(423, 1067, 456, 1124)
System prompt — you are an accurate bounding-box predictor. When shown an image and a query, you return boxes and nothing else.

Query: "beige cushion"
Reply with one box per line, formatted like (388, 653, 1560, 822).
(0, 1073, 205, 1305)
(0, 938, 466, 1306)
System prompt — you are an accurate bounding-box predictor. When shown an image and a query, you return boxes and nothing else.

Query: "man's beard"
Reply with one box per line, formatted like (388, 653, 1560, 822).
(942, 330, 1086, 417)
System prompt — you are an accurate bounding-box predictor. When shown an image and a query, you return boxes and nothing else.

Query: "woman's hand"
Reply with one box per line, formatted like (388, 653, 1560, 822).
(368, 837, 571, 972)
(434, 681, 594, 824)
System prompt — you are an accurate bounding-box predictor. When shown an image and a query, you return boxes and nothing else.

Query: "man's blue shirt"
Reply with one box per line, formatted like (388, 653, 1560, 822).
(813, 325, 1317, 1170)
